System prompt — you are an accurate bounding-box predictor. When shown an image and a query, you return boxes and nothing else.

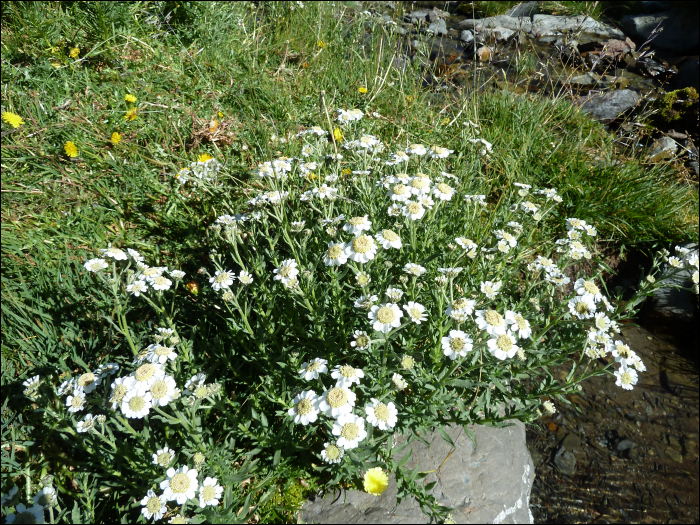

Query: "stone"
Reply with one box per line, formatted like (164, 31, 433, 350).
(505, 2, 541, 18)
(579, 89, 640, 121)
(672, 58, 699, 91)
(458, 15, 533, 34)
(553, 446, 577, 476)
(491, 27, 515, 41)
(532, 14, 625, 39)
(665, 446, 684, 464)
(621, 10, 699, 52)
(302, 422, 535, 524)
(568, 72, 601, 86)
(476, 46, 493, 62)
(427, 19, 447, 36)
(617, 439, 637, 452)
(460, 30, 475, 44)
(650, 242, 699, 322)
(646, 136, 678, 162)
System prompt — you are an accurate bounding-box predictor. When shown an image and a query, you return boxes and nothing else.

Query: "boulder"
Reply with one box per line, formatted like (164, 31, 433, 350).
(649, 242, 699, 323)
(302, 422, 535, 524)
(621, 9, 699, 52)
(646, 136, 678, 162)
(459, 15, 533, 34)
(427, 19, 448, 36)
(532, 14, 625, 39)
(671, 58, 699, 91)
(579, 89, 640, 121)
(460, 30, 475, 44)
(505, 2, 542, 18)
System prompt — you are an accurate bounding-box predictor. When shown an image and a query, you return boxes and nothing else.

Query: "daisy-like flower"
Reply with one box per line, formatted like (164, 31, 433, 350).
(2, 111, 24, 128)
(614, 365, 638, 390)
(355, 272, 372, 287)
(127, 248, 144, 262)
(58, 378, 75, 396)
(153, 446, 176, 467)
(442, 330, 473, 360)
(386, 150, 410, 165)
(343, 215, 372, 234)
(433, 182, 454, 201)
(505, 311, 532, 339)
(358, 134, 380, 148)
(354, 294, 378, 309)
(76, 372, 101, 394)
(368, 303, 403, 333)
(101, 246, 128, 260)
(475, 309, 507, 336)
(545, 272, 570, 287)
(566, 218, 588, 231)
(198, 477, 223, 508)
(388, 183, 411, 202)
(385, 288, 404, 302)
(313, 184, 338, 200)
(375, 229, 402, 249)
(574, 278, 603, 303)
(593, 312, 612, 333)
(543, 400, 556, 414)
(274, 259, 299, 284)
(392, 373, 408, 390)
(321, 442, 344, 464)
(406, 143, 427, 156)
(33, 487, 56, 508)
(365, 399, 398, 430)
(445, 298, 476, 321)
(149, 375, 179, 407)
(109, 376, 135, 409)
(331, 365, 365, 387)
(132, 363, 165, 390)
(429, 145, 453, 158)
(170, 270, 186, 280)
(611, 341, 635, 367)
(408, 175, 431, 196)
(84, 258, 108, 273)
(140, 266, 167, 282)
(487, 330, 519, 360)
(568, 296, 596, 320)
(332, 413, 367, 449)
(235, 269, 253, 286)
(404, 263, 426, 277)
(480, 280, 502, 299)
(64, 141, 78, 157)
(299, 358, 328, 380)
(77, 413, 97, 433)
(151, 275, 172, 291)
(438, 267, 463, 278)
(323, 242, 348, 267)
(344, 235, 378, 263)
(521, 201, 538, 214)
(495, 230, 518, 248)
(351, 330, 371, 350)
(121, 389, 152, 418)
(402, 201, 426, 220)
(318, 386, 356, 418)
(288, 390, 320, 425)
(455, 237, 478, 251)
(209, 270, 234, 291)
(4, 504, 45, 525)
(66, 388, 86, 413)
(22, 375, 41, 390)
(631, 354, 646, 372)
(387, 203, 402, 216)
(141, 490, 167, 521)
(404, 302, 427, 324)
(160, 466, 199, 505)
(145, 344, 178, 365)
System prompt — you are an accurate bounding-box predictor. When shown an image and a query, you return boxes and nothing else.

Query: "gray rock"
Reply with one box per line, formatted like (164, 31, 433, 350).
(646, 136, 678, 162)
(427, 19, 447, 36)
(459, 15, 533, 34)
(553, 446, 577, 476)
(532, 14, 625, 39)
(579, 89, 640, 121)
(568, 72, 601, 86)
(405, 10, 431, 24)
(460, 30, 475, 44)
(505, 2, 541, 18)
(302, 422, 535, 524)
(687, 161, 699, 177)
(617, 439, 637, 452)
(491, 27, 515, 41)
(650, 242, 698, 322)
(621, 10, 699, 52)
(672, 58, 699, 90)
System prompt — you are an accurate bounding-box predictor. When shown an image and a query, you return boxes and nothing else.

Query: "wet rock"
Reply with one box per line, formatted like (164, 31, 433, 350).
(505, 2, 541, 18)
(459, 15, 533, 34)
(532, 14, 625, 39)
(579, 89, 640, 121)
(490, 27, 515, 42)
(554, 446, 577, 476)
(672, 58, 699, 90)
(649, 242, 698, 322)
(665, 446, 684, 463)
(427, 19, 447, 36)
(302, 423, 535, 524)
(617, 439, 637, 452)
(646, 136, 678, 162)
(687, 161, 699, 177)
(621, 9, 700, 53)
(569, 72, 601, 86)
(476, 46, 493, 61)
(460, 30, 474, 44)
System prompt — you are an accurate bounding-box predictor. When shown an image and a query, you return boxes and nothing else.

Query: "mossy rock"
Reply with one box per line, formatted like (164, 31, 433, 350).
(652, 87, 699, 126)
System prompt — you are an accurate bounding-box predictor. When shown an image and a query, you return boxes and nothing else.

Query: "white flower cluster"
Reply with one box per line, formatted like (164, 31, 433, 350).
(174, 156, 222, 185)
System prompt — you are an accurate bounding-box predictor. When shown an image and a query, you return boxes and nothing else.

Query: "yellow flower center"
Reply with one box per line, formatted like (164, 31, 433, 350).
(278, 266, 292, 277)
(146, 496, 161, 514)
(71, 396, 83, 409)
(450, 338, 465, 352)
(296, 398, 313, 416)
(453, 298, 468, 310)
(155, 345, 171, 356)
(157, 452, 172, 466)
(570, 219, 583, 228)
(151, 380, 168, 399)
(352, 236, 372, 254)
(111, 384, 128, 403)
(135, 364, 155, 382)
(356, 335, 370, 347)
(78, 373, 96, 388)
(349, 216, 365, 226)
(515, 314, 528, 330)
(393, 184, 408, 195)
(327, 245, 343, 259)
(339, 365, 356, 378)
(306, 361, 321, 372)
(401, 356, 415, 369)
(616, 344, 630, 357)
(437, 183, 451, 194)
(340, 422, 359, 440)
(357, 273, 371, 285)
(409, 307, 422, 320)
(129, 396, 145, 411)
(407, 202, 422, 215)
(326, 387, 348, 408)
(194, 386, 209, 399)
(376, 306, 396, 324)
(595, 317, 608, 330)
(496, 335, 513, 352)
(381, 229, 399, 242)
(215, 272, 231, 283)
(411, 178, 428, 189)
(153, 276, 168, 286)
(620, 371, 633, 384)
(170, 473, 191, 494)
(484, 310, 504, 327)
(325, 444, 342, 460)
(582, 281, 599, 295)
(571, 241, 585, 250)
(575, 302, 591, 314)
(201, 485, 217, 502)
(374, 403, 390, 422)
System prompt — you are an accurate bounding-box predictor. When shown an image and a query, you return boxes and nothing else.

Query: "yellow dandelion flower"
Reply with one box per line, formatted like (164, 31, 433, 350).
(64, 141, 78, 158)
(198, 153, 213, 162)
(110, 132, 122, 145)
(2, 112, 25, 128)
(406, 95, 414, 103)
(342, 168, 351, 175)
(333, 127, 343, 142)
(358, 87, 368, 94)
(124, 108, 138, 121)
(442, 118, 450, 125)
(209, 119, 219, 132)
(363, 468, 389, 497)
(69, 47, 80, 59)
(217, 111, 224, 119)
(51, 62, 62, 69)
(317, 40, 326, 48)
(124, 94, 137, 103)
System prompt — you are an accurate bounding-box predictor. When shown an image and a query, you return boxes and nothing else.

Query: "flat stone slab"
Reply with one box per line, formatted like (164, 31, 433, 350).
(302, 422, 535, 524)
(532, 14, 625, 40)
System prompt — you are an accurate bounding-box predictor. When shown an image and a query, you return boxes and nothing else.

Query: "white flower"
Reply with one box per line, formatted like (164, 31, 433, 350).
(631, 354, 646, 372)
(141, 490, 168, 520)
(323, 242, 348, 266)
(332, 413, 367, 449)
(545, 272, 570, 287)
(568, 296, 596, 319)
(429, 145, 453, 158)
(132, 363, 165, 390)
(331, 365, 365, 387)
(128, 248, 144, 262)
(455, 237, 478, 253)
(170, 269, 186, 280)
(574, 278, 603, 303)
(344, 235, 378, 263)
(406, 143, 427, 156)
(121, 390, 152, 418)
(336, 108, 364, 123)
(404, 302, 427, 324)
(438, 267, 463, 278)
(343, 215, 372, 234)
(354, 294, 378, 309)
(387, 203, 402, 216)
(375, 229, 402, 249)
(127, 280, 148, 297)
(57, 378, 75, 396)
(199, 477, 224, 508)
(611, 341, 636, 366)
(153, 446, 176, 467)
(445, 298, 476, 321)
(408, 175, 431, 196)
(66, 388, 86, 413)
(388, 183, 411, 202)
(614, 365, 638, 390)
(238, 270, 254, 285)
(386, 151, 409, 165)
(365, 398, 398, 430)
(313, 184, 338, 200)
(210, 270, 234, 291)
(543, 400, 556, 414)
(288, 390, 320, 425)
(404, 263, 426, 276)
(74, 371, 102, 394)
(385, 288, 404, 302)
(77, 413, 97, 433)
(402, 201, 426, 220)
(593, 312, 612, 332)
(433, 182, 454, 201)
(160, 466, 199, 505)
(101, 246, 128, 260)
(149, 375, 179, 407)
(351, 330, 371, 350)
(505, 311, 532, 339)
(299, 358, 328, 380)
(33, 487, 56, 508)
(480, 280, 502, 299)
(274, 259, 299, 284)
(321, 442, 345, 464)
(84, 258, 108, 272)
(4, 504, 45, 525)
(495, 229, 517, 248)
(521, 201, 538, 214)
(475, 309, 507, 336)
(318, 386, 356, 418)
(392, 373, 408, 390)
(109, 376, 136, 409)
(442, 330, 473, 360)
(487, 330, 519, 360)
(368, 303, 403, 333)
(22, 375, 41, 390)
(145, 344, 178, 365)
(358, 134, 381, 148)
(139, 265, 167, 282)
(566, 218, 588, 231)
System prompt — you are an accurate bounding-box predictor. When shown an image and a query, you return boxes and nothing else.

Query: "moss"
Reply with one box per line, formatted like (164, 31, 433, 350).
(652, 87, 699, 124)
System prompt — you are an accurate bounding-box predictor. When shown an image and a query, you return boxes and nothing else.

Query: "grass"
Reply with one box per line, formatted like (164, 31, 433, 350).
(1, 1, 697, 521)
